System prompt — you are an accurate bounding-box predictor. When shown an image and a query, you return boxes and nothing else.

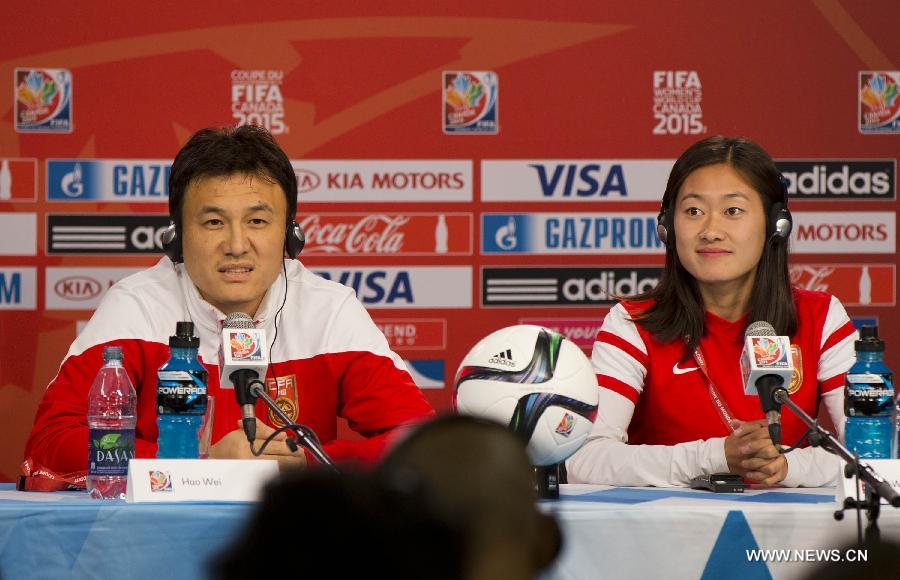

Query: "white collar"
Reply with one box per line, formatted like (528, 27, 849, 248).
(176, 261, 288, 333)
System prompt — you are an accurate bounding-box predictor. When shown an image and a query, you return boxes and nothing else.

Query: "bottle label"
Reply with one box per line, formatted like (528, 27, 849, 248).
(157, 367, 208, 415)
(845, 372, 894, 417)
(88, 428, 135, 477)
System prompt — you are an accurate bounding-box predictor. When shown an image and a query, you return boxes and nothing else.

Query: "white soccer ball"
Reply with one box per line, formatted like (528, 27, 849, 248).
(454, 325, 599, 466)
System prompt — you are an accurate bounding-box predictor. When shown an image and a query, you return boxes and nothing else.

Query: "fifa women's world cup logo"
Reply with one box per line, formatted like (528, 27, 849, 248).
(859, 71, 900, 134)
(229, 332, 262, 361)
(15, 68, 73, 133)
(752, 337, 788, 367)
(443, 71, 498, 134)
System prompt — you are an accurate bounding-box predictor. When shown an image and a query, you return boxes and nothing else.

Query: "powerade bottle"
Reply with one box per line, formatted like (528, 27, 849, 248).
(844, 325, 894, 459)
(87, 346, 136, 500)
(156, 322, 208, 458)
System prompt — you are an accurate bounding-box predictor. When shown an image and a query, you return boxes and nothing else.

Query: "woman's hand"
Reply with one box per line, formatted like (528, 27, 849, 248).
(724, 419, 787, 485)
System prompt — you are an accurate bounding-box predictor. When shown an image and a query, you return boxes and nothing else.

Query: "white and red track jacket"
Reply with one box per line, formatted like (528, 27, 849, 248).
(25, 259, 435, 473)
(567, 287, 857, 487)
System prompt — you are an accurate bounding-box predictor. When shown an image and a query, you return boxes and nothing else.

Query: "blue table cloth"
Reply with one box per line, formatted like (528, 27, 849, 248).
(2, 483, 896, 579)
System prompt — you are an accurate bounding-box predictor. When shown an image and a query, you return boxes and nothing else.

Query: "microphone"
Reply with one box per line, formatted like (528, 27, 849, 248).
(219, 312, 269, 442)
(740, 321, 794, 447)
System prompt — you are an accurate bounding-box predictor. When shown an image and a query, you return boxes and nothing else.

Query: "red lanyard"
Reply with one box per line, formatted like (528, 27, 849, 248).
(691, 345, 738, 433)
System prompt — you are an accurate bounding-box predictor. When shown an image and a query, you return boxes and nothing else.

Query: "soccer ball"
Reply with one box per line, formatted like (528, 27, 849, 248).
(454, 325, 599, 466)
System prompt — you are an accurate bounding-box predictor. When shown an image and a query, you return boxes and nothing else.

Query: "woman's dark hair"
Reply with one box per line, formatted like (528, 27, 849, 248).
(167, 125, 297, 227)
(632, 135, 796, 355)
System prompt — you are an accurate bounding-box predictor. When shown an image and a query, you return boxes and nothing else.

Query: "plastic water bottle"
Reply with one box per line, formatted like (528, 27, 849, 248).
(157, 321, 208, 458)
(845, 325, 894, 459)
(87, 346, 136, 499)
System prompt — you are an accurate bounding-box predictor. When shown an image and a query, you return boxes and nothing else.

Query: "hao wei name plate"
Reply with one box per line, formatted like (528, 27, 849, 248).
(125, 459, 278, 503)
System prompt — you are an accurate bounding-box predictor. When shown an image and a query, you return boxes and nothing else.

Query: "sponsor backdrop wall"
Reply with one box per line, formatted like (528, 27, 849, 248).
(0, 3, 898, 481)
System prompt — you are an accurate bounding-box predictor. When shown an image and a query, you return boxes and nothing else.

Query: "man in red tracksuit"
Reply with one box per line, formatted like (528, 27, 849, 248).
(25, 125, 434, 477)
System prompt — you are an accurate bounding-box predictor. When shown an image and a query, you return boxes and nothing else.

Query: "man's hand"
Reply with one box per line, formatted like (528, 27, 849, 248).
(209, 420, 307, 469)
(724, 419, 787, 485)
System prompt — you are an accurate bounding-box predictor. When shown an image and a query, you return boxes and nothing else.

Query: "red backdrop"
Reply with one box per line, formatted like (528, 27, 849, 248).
(1, 2, 898, 481)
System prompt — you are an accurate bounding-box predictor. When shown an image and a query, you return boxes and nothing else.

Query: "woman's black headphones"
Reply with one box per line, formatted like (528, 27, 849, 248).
(161, 219, 305, 264)
(656, 175, 792, 246)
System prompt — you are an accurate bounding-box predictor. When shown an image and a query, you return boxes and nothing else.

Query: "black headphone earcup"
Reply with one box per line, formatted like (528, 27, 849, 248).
(769, 203, 793, 240)
(161, 222, 183, 263)
(285, 220, 305, 259)
(656, 208, 673, 246)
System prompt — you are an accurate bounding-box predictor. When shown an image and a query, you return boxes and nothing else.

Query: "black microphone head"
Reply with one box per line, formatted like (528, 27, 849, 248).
(745, 320, 776, 339)
(224, 312, 254, 329)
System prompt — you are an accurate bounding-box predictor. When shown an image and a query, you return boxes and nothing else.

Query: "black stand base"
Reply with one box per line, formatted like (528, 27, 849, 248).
(535, 464, 560, 499)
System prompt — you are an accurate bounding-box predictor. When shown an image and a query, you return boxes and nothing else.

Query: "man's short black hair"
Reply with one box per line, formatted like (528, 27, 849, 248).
(168, 125, 297, 227)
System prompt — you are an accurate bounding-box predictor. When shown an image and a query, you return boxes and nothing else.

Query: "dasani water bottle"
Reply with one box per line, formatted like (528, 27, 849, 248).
(87, 345, 137, 499)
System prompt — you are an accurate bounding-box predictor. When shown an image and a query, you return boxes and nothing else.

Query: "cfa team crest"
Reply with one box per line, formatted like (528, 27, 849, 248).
(265, 375, 299, 427)
(555, 412, 576, 437)
(859, 71, 900, 134)
(15, 68, 72, 133)
(788, 345, 803, 395)
(443, 71, 498, 134)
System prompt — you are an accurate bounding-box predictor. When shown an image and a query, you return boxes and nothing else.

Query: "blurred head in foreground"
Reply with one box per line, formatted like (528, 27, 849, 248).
(213, 466, 464, 579)
(380, 415, 562, 580)
(214, 415, 560, 580)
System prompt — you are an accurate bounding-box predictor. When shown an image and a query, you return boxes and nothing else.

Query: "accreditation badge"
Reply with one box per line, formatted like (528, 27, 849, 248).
(265, 375, 299, 427)
(788, 345, 803, 395)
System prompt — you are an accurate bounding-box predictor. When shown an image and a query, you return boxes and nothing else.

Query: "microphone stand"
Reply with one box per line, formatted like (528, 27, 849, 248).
(773, 390, 900, 545)
(247, 380, 340, 473)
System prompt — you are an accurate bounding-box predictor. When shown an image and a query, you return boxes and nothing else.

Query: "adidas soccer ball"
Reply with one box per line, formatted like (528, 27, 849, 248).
(454, 325, 599, 466)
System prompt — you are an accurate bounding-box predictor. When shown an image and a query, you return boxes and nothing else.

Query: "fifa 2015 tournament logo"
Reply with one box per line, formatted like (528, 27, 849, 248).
(652, 70, 706, 135)
(229, 331, 263, 361)
(859, 72, 900, 134)
(149, 470, 172, 493)
(231, 70, 288, 134)
(15, 69, 72, 133)
(751, 337, 788, 367)
(443, 71, 498, 134)
(555, 413, 575, 437)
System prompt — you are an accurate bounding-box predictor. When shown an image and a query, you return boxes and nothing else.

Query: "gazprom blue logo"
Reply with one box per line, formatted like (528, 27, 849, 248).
(47, 160, 170, 201)
(481, 214, 533, 253)
(47, 161, 100, 199)
(482, 212, 664, 255)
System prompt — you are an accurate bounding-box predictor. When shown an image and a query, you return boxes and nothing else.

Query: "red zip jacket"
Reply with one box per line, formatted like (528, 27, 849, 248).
(25, 259, 435, 473)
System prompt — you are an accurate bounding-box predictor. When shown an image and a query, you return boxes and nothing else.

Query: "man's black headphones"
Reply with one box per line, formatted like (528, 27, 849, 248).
(656, 174, 792, 246)
(161, 219, 306, 264)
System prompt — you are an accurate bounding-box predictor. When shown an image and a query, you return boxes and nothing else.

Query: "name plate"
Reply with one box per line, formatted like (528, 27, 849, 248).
(125, 459, 279, 503)
(837, 459, 900, 506)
